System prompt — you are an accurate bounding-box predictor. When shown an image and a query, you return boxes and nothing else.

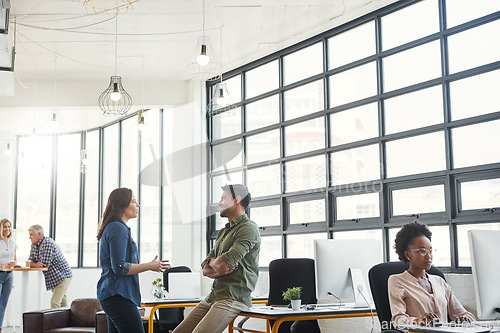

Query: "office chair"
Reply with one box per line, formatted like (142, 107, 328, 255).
(267, 258, 320, 333)
(153, 265, 192, 333)
(368, 261, 446, 332)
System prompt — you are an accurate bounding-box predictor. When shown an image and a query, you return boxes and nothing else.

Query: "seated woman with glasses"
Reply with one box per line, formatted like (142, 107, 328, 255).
(388, 221, 475, 327)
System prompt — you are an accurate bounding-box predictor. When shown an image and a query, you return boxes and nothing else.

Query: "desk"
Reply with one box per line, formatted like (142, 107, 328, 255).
(3, 267, 48, 332)
(228, 304, 375, 333)
(141, 298, 268, 333)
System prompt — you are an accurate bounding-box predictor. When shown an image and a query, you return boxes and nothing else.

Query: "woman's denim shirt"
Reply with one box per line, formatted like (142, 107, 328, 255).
(97, 220, 141, 306)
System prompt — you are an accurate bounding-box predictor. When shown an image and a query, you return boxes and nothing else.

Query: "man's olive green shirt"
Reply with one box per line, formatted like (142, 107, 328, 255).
(202, 214, 261, 307)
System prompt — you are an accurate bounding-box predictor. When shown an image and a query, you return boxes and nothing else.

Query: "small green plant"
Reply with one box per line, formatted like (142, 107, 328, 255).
(282, 286, 302, 301)
(152, 277, 163, 288)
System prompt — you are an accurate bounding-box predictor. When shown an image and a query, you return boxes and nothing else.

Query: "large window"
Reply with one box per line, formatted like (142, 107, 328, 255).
(14, 109, 173, 267)
(207, 0, 500, 271)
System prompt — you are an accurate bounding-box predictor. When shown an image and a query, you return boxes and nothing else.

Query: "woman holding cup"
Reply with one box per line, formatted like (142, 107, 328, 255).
(0, 218, 16, 332)
(97, 188, 170, 333)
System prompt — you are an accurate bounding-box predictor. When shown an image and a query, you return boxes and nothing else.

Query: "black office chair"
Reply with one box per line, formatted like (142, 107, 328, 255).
(153, 266, 192, 333)
(267, 258, 321, 333)
(368, 261, 446, 332)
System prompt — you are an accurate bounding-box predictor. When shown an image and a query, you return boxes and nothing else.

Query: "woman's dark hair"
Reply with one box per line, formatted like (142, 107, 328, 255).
(97, 188, 132, 241)
(394, 221, 432, 263)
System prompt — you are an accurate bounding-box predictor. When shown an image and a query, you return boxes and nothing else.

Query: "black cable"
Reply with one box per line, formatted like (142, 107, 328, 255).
(327, 291, 342, 309)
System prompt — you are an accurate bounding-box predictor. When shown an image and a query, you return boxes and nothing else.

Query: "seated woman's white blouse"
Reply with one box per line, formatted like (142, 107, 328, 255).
(0, 238, 17, 264)
(388, 270, 475, 326)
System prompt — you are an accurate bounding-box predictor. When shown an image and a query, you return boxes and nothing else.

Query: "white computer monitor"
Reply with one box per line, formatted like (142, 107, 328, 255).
(314, 239, 382, 307)
(167, 272, 201, 300)
(468, 229, 500, 320)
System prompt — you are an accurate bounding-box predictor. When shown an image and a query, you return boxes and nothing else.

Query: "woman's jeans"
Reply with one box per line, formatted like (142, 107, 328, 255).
(0, 272, 13, 328)
(99, 295, 144, 333)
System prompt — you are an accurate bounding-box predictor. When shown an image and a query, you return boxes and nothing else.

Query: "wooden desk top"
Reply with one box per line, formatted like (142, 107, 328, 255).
(2, 267, 48, 272)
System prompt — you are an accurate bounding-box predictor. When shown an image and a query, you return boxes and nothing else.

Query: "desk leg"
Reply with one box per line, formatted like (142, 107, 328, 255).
(37, 272, 44, 309)
(228, 318, 235, 333)
(149, 305, 161, 333)
(19, 271, 29, 331)
(271, 318, 288, 333)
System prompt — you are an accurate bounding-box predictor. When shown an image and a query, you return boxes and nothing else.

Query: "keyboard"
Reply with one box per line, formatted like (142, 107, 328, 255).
(397, 320, 500, 332)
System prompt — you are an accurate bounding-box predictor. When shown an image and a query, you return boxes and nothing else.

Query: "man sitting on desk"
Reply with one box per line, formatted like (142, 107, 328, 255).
(173, 184, 261, 333)
(28, 224, 72, 308)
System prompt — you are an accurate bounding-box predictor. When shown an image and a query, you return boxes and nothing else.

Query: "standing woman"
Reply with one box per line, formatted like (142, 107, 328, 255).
(0, 218, 16, 332)
(388, 221, 475, 327)
(97, 188, 170, 333)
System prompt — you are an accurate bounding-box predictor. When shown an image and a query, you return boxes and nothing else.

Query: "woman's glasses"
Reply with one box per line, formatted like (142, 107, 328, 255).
(408, 248, 434, 256)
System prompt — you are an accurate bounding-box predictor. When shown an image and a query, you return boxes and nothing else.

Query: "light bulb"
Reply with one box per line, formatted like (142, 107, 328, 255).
(138, 116, 145, 132)
(110, 90, 121, 101)
(216, 88, 230, 107)
(4, 143, 12, 156)
(80, 149, 88, 165)
(50, 113, 58, 129)
(110, 82, 121, 101)
(197, 44, 210, 66)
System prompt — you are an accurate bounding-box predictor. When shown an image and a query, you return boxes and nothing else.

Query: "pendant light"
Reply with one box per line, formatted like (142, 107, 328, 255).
(206, 27, 236, 116)
(98, 12, 132, 116)
(3, 142, 12, 156)
(188, 0, 219, 79)
(50, 55, 59, 130)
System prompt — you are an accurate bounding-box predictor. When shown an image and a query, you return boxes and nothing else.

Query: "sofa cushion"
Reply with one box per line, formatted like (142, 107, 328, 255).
(46, 328, 96, 333)
(69, 298, 102, 327)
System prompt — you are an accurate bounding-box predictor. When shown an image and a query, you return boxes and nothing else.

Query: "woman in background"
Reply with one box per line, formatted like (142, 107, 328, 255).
(388, 221, 475, 327)
(97, 188, 170, 333)
(0, 218, 16, 332)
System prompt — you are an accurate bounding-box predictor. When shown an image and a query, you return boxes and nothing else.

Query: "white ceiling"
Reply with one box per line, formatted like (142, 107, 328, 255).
(0, 0, 397, 134)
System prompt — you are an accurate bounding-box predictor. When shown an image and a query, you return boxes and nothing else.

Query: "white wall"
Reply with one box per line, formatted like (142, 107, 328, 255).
(0, 132, 15, 220)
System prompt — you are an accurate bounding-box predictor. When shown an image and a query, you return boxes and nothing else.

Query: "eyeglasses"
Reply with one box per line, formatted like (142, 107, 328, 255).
(408, 248, 434, 256)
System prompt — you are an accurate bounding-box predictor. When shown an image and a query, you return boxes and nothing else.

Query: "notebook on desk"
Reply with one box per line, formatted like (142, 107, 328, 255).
(167, 272, 201, 300)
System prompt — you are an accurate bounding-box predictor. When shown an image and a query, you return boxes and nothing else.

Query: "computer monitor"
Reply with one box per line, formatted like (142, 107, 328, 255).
(167, 272, 201, 300)
(314, 239, 382, 307)
(468, 229, 500, 320)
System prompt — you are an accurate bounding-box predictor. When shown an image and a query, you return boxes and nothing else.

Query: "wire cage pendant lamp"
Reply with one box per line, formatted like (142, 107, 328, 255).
(206, 28, 235, 117)
(188, 0, 219, 79)
(207, 79, 236, 116)
(99, 13, 132, 116)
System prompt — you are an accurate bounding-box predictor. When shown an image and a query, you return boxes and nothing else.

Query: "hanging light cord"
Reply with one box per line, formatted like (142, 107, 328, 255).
(114, 12, 118, 76)
(202, 0, 205, 37)
(53, 54, 57, 106)
(220, 25, 223, 83)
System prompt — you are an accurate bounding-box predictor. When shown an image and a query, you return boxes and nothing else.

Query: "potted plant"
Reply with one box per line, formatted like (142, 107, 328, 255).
(282, 286, 302, 310)
(152, 277, 164, 299)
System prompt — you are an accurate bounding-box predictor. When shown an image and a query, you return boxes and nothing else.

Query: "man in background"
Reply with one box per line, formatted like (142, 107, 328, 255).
(28, 224, 72, 308)
(173, 184, 261, 333)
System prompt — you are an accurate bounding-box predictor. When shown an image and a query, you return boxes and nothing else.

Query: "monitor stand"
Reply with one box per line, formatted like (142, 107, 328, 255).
(349, 267, 370, 308)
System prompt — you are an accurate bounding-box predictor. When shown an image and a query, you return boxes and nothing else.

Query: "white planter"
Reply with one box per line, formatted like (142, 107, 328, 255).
(291, 299, 301, 311)
(152, 286, 164, 299)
